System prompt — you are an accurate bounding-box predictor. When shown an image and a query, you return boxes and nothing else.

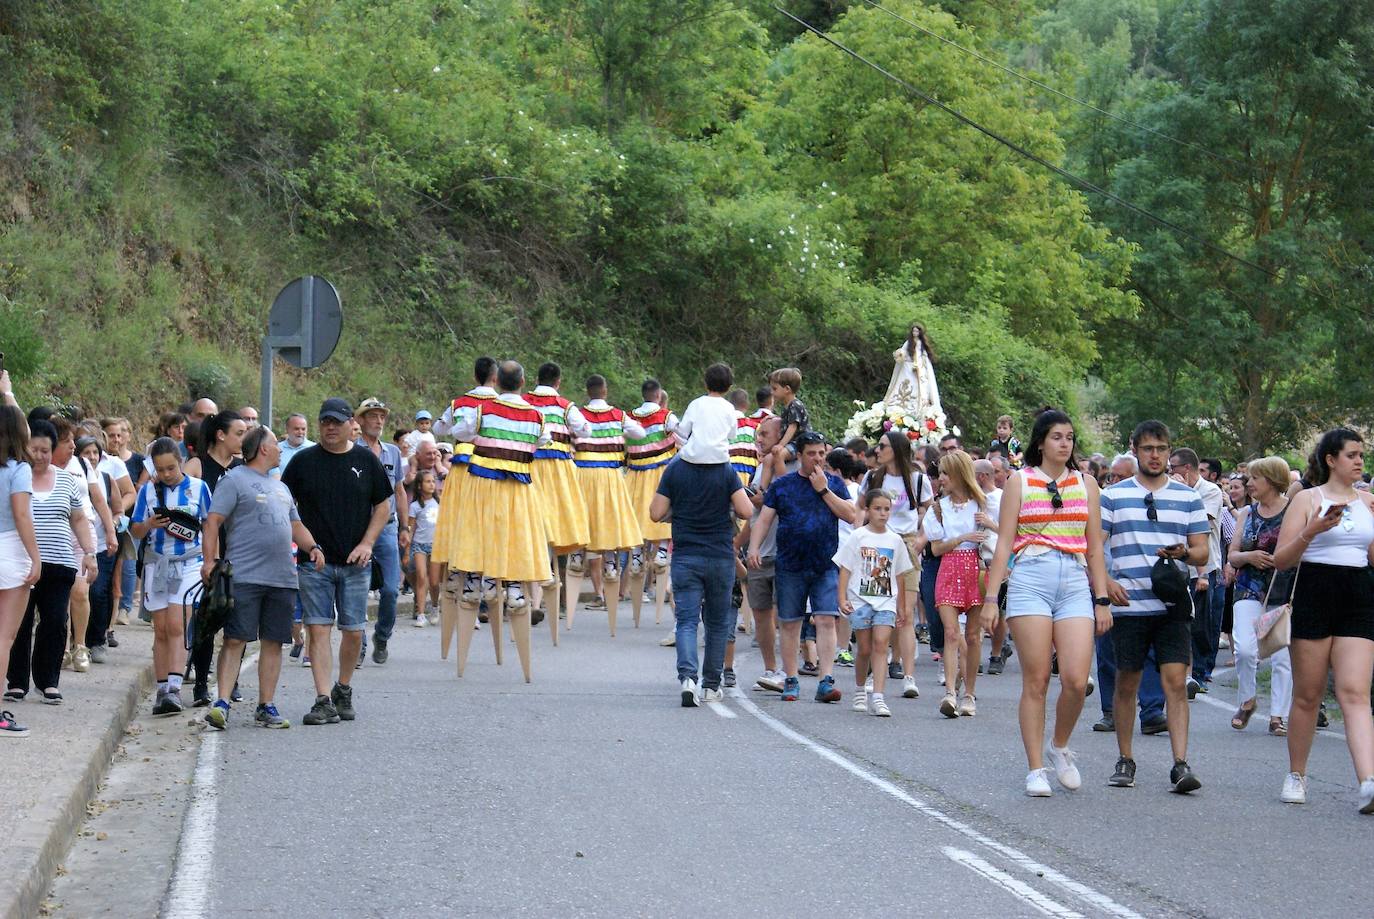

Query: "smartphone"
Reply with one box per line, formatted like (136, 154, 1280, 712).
(1323, 502, 1348, 518)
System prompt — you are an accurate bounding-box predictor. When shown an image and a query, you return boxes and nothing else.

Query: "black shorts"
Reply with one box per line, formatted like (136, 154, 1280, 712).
(225, 582, 297, 644)
(1291, 562, 1374, 642)
(1111, 614, 1192, 672)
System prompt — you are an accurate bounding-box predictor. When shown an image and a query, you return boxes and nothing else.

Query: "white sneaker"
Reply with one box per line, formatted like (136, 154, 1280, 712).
(864, 676, 874, 693)
(658, 633, 676, 647)
(1025, 768, 1053, 797)
(1280, 771, 1308, 805)
(681, 678, 699, 707)
(505, 584, 528, 609)
(852, 689, 868, 712)
(958, 694, 977, 717)
(1359, 777, 1374, 814)
(938, 669, 946, 686)
(902, 675, 919, 699)
(702, 687, 724, 704)
(653, 546, 669, 571)
(939, 693, 958, 718)
(868, 695, 891, 717)
(413, 612, 427, 627)
(1086, 674, 1096, 698)
(1046, 745, 1082, 790)
(757, 671, 785, 693)
(629, 550, 644, 576)
(302, 655, 312, 668)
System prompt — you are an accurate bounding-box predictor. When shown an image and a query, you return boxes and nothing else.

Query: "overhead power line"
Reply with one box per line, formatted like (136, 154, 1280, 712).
(772, 5, 1284, 285)
(857, 0, 1245, 170)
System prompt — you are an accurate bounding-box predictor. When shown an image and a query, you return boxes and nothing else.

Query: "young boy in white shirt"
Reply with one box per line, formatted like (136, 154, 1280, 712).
(834, 489, 913, 717)
(675, 362, 737, 465)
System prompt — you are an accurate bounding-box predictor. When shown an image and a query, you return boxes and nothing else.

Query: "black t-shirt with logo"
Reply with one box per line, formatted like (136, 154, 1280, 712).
(281, 444, 391, 565)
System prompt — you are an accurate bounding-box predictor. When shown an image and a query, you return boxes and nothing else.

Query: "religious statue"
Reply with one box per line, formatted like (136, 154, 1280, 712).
(885, 323, 943, 417)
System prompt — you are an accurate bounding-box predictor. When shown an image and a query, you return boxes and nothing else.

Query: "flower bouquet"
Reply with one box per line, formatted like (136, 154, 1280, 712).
(842, 400, 957, 448)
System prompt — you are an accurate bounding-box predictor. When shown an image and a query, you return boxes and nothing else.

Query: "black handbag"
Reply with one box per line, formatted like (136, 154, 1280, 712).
(1151, 556, 1193, 622)
(183, 559, 233, 652)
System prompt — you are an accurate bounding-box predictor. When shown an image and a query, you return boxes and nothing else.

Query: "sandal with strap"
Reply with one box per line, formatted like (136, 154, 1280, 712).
(1269, 717, 1287, 736)
(1231, 702, 1256, 730)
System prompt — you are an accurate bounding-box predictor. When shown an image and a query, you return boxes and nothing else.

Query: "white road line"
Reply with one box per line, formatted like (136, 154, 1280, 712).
(1191, 691, 1348, 740)
(729, 689, 1145, 919)
(943, 847, 1086, 919)
(161, 731, 220, 919)
(162, 647, 260, 919)
(706, 699, 737, 719)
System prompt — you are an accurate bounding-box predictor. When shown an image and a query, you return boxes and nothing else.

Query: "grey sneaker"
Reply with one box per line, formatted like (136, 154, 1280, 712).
(303, 694, 340, 725)
(89, 644, 108, 664)
(255, 703, 290, 729)
(153, 689, 183, 716)
(372, 638, 389, 665)
(331, 682, 356, 721)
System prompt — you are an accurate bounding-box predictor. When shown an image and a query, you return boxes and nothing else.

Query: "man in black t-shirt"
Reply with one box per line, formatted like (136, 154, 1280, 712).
(282, 398, 392, 726)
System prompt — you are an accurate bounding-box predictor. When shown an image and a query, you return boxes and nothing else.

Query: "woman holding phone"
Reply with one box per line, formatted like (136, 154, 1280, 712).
(1273, 428, 1374, 811)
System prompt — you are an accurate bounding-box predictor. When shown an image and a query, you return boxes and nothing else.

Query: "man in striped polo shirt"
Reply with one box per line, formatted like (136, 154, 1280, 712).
(1100, 420, 1210, 794)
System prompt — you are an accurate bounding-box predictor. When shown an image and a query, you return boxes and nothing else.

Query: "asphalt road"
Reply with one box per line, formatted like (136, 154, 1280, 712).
(50, 601, 1374, 918)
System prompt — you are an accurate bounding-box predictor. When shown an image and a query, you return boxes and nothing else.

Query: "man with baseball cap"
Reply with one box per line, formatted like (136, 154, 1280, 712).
(281, 398, 393, 725)
(355, 398, 409, 664)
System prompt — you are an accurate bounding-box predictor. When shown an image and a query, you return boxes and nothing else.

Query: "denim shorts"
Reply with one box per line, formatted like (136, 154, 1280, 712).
(1005, 550, 1093, 621)
(848, 601, 897, 630)
(298, 562, 370, 631)
(775, 566, 839, 622)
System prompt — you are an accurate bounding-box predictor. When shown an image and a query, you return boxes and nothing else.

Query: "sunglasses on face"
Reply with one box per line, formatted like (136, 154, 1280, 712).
(1045, 478, 1064, 509)
(1144, 493, 1158, 522)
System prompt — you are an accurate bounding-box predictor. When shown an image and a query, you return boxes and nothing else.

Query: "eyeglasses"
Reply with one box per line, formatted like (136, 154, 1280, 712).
(1166, 462, 1188, 473)
(1144, 493, 1158, 522)
(1045, 478, 1064, 510)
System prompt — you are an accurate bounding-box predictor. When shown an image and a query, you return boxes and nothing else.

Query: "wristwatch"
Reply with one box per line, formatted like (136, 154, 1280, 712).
(1093, 596, 1111, 607)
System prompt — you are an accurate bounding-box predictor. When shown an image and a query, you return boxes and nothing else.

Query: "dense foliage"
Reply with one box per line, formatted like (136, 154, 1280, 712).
(1, 0, 1369, 458)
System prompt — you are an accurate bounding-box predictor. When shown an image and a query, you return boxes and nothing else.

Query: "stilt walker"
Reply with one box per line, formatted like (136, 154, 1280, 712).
(526, 362, 592, 644)
(449, 361, 551, 682)
(433, 357, 499, 660)
(573, 374, 644, 637)
(625, 379, 679, 628)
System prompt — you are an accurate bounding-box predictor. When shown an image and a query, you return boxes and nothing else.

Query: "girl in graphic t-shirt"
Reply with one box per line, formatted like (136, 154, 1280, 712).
(407, 470, 442, 626)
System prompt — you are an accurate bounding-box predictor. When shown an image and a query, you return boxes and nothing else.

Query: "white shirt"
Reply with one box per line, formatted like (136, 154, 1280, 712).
(832, 525, 915, 612)
(65, 456, 104, 551)
(922, 495, 984, 552)
(434, 386, 497, 436)
(531, 385, 592, 439)
(865, 471, 932, 535)
(1191, 477, 1224, 576)
(582, 399, 645, 439)
(675, 394, 736, 465)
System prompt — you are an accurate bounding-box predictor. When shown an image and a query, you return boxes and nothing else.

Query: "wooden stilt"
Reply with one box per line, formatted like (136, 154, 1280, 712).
(547, 571, 560, 646)
(628, 570, 646, 629)
(489, 588, 504, 665)
(455, 597, 479, 677)
(440, 577, 460, 660)
(510, 583, 533, 682)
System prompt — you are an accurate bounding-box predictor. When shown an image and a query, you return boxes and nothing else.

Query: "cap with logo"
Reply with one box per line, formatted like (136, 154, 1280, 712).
(318, 398, 354, 423)
(356, 397, 389, 417)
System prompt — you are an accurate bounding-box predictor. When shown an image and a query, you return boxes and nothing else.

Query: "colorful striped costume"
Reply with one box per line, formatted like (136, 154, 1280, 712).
(432, 388, 497, 565)
(626, 405, 677, 541)
(450, 397, 552, 582)
(1011, 467, 1090, 557)
(574, 404, 643, 552)
(730, 412, 761, 487)
(526, 389, 590, 551)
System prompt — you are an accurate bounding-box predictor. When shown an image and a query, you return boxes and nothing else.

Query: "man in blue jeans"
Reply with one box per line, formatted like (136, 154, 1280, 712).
(282, 398, 392, 725)
(651, 454, 754, 707)
(355, 398, 410, 665)
(748, 432, 856, 703)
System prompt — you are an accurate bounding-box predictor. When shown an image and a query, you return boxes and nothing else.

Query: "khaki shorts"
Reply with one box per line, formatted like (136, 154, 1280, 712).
(899, 533, 922, 593)
(746, 557, 776, 611)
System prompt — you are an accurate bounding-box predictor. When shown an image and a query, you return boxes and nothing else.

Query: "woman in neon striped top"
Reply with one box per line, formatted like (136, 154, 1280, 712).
(980, 410, 1112, 798)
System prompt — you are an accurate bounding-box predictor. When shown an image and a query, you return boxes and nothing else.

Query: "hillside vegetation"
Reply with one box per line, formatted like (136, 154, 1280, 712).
(2, 0, 1371, 456)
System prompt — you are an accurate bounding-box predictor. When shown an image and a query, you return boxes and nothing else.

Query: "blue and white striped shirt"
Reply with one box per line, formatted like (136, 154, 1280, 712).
(1100, 477, 1208, 616)
(132, 475, 213, 559)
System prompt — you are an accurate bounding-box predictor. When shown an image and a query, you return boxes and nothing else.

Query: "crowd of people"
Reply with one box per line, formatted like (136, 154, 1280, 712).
(1, 360, 1371, 813)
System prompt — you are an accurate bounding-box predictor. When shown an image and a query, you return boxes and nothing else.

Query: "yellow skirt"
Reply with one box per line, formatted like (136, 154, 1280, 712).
(576, 466, 644, 552)
(430, 466, 474, 566)
(626, 464, 671, 542)
(450, 475, 552, 583)
(532, 457, 589, 553)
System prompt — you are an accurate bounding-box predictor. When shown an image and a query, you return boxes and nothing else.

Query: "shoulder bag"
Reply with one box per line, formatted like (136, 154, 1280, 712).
(1255, 564, 1297, 660)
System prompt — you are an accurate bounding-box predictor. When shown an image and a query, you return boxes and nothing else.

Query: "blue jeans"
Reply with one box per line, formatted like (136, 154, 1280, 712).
(372, 521, 401, 643)
(299, 562, 370, 631)
(921, 554, 942, 652)
(118, 556, 136, 613)
(1096, 630, 1165, 724)
(1191, 569, 1223, 682)
(671, 555, 737, 690)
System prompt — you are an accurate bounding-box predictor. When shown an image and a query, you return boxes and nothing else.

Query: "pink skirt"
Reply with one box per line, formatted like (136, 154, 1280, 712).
(934, 548, 983, 610)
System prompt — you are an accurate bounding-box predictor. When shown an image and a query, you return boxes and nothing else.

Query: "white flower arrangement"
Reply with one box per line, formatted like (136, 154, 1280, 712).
(842, 400, 958, 447)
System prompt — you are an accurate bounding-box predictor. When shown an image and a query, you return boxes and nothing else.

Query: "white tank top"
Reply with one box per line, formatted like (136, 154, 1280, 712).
(1302, 488, 1374, 567)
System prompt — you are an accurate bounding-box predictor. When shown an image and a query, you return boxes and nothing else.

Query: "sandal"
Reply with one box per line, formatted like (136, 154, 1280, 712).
(1231, 702, 1256, 730)
(1269, 717, 1287, 736)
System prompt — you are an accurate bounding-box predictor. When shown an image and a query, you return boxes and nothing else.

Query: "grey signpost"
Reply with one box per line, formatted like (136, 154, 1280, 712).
(259, 275, 343, 425)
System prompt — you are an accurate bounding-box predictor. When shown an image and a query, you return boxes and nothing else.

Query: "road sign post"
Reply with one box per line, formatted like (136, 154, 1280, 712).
(260, 275, 343, 425)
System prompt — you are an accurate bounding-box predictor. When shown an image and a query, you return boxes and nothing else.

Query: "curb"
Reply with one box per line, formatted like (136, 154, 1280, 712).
(5, 662, 154, 919)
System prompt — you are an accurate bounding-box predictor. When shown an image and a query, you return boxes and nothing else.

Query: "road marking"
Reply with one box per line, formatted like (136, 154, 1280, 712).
(943, 847, 1086, 918)
(1192, 690, 1347, 740)
(162, 731, 220, 919)
(162, 647, 260, 918)
(706, 699, 737, 718)
(730, 689, 1144, 919)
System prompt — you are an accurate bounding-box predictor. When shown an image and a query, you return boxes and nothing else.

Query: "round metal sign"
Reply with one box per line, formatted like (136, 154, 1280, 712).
(268, 275, 342, 369)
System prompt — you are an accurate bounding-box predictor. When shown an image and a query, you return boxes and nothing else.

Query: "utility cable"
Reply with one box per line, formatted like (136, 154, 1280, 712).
(857, 0, 1246, 170)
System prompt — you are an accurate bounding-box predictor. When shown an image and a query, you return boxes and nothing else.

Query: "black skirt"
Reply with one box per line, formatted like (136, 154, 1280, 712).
(1290, 562, 1374, 642)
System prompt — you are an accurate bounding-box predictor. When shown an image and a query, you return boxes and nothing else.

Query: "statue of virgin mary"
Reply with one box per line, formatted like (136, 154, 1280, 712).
(885, 324, 943, 417)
